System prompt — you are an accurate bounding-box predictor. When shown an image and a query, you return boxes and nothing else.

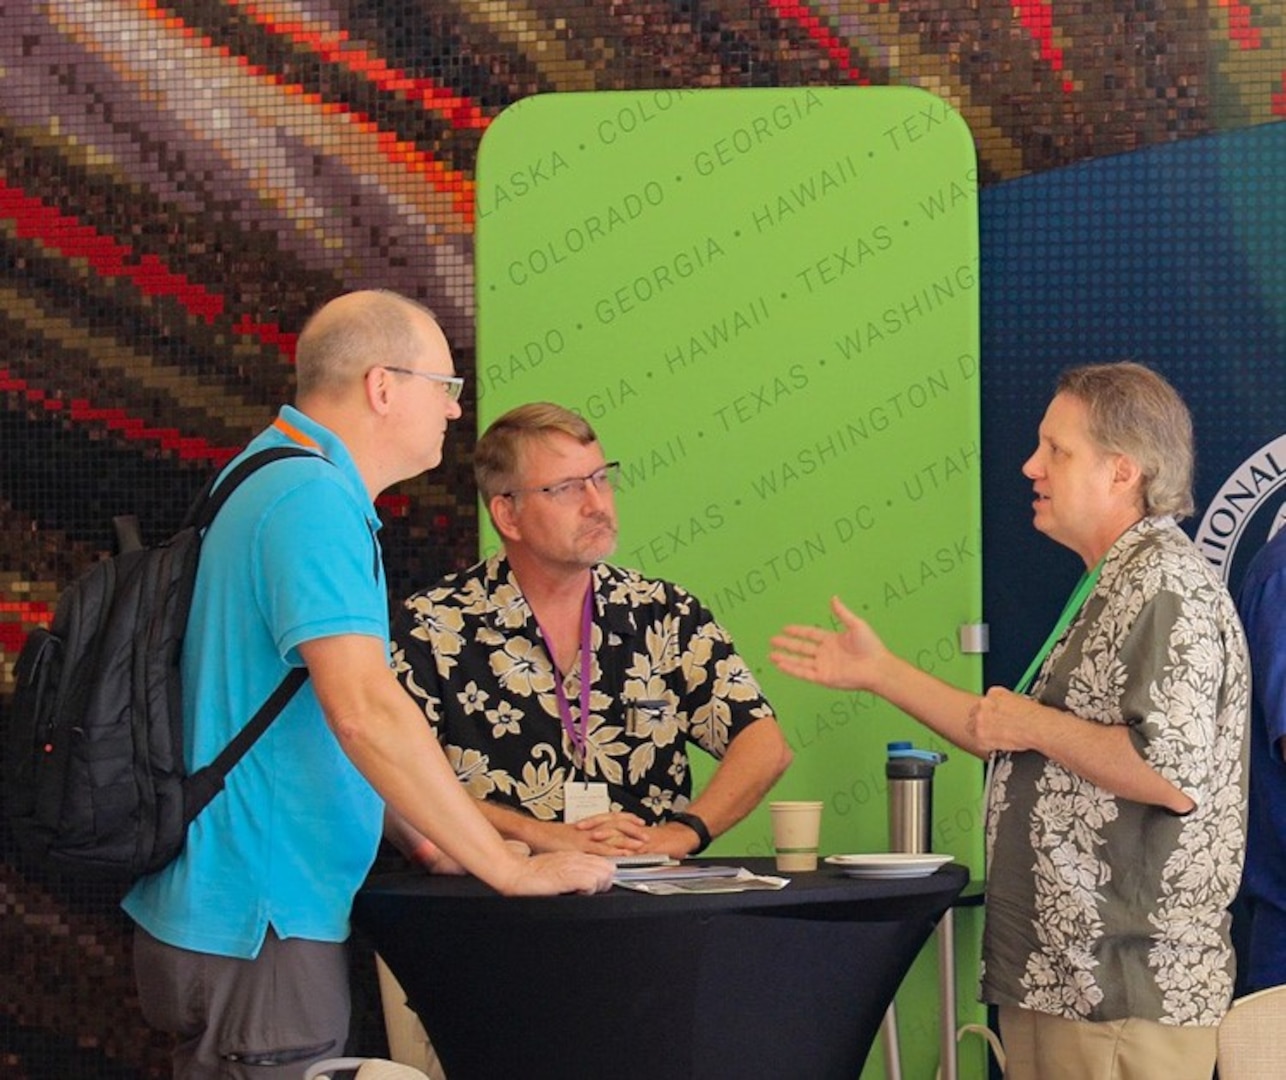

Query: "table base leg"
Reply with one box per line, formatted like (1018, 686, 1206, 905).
(880, 1004, 903, 1080)
(938, 910, 958, 1080)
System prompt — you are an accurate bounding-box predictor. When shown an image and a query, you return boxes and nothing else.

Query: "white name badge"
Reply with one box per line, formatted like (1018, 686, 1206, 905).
(563, 781, 610, 823)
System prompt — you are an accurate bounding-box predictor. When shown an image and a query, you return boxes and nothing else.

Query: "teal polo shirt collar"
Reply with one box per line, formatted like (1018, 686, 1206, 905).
(267, 405, 382, 538)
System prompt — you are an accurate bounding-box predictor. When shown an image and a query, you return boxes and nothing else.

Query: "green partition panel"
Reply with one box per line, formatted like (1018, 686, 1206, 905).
(475, 87, 985, 1080)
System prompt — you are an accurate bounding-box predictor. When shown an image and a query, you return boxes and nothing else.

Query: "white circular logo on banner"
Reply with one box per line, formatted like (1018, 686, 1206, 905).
(1195, 433, 1286, 590)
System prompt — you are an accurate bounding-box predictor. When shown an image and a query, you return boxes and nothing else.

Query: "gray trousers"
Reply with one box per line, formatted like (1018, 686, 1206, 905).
(134, 926, 349, 1079)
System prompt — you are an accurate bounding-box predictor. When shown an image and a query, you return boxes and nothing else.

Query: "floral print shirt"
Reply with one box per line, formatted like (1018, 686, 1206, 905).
(981, 517, 1250, 1026)
(392, 555, 775, 823)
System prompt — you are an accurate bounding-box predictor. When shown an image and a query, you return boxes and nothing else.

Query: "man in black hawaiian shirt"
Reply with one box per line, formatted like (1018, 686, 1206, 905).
(392, 401, 792, 858)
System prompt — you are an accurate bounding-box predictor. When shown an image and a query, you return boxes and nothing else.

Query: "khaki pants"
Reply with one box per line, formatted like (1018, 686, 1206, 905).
(134, 927, 349, 1079)
(998, 1005, 1216, 1080)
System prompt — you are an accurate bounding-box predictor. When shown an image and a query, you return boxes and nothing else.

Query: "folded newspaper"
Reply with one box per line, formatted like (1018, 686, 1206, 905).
(613, 864, 790, 895)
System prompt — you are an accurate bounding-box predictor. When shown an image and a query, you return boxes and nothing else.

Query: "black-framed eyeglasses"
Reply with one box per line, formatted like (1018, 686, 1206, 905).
(381, 365, 465, 402)
(501, 462, 622, 504)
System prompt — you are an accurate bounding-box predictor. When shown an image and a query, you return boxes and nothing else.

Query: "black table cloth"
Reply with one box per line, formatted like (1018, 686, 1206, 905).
(354, 856, 969, 1080)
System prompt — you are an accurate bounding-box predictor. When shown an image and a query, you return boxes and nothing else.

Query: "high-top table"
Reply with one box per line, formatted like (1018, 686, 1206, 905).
(354, 857, 968, 1080)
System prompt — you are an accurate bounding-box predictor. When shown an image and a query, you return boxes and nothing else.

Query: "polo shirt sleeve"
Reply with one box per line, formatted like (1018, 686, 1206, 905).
(254, 475, 387, 662)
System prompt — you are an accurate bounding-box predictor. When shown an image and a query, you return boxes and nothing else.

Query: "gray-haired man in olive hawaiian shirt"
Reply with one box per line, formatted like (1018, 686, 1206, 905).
(392, 402, 792, 859)
(772, 362, 1248, 1080)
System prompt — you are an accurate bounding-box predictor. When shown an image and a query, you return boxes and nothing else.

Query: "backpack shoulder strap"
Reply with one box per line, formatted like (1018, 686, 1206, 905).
(183, 667, 309, 823)
(179, 445, 325, 824)
(184, 446, 321, 532)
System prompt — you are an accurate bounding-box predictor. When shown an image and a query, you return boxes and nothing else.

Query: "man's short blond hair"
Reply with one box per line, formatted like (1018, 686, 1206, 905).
(475, 402, 598, 501)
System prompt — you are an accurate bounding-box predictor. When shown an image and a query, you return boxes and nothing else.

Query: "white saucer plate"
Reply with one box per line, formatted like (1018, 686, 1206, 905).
(823, 853, 953, 879)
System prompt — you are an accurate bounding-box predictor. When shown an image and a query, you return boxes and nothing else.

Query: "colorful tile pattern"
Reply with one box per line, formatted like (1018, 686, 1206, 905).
(1, 2, 1283, 1076)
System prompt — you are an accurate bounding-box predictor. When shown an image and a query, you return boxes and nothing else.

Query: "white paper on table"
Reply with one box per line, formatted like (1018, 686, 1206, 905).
(613, 868, 790, 894)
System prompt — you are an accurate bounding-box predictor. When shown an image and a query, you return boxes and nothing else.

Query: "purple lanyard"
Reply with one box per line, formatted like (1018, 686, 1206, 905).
(535, 586, 594, 775)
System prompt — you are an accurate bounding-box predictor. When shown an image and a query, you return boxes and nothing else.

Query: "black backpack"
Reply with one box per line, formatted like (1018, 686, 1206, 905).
(3, 446, 316, 883)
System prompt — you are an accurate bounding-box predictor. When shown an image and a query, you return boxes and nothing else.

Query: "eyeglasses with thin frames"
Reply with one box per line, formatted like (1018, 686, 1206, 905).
(381, 365, 465, 402)
(501, 462, 622, 504)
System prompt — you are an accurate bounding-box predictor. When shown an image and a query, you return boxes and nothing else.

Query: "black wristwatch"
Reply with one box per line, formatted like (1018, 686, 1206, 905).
(670, 811, 712, 855)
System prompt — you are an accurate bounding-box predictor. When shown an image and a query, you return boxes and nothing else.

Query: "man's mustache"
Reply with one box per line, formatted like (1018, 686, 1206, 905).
(579, 515, 617, 535)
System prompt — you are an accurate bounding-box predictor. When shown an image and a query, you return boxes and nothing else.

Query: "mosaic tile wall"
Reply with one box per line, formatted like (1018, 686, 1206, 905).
(1, 1, 1282, 1076)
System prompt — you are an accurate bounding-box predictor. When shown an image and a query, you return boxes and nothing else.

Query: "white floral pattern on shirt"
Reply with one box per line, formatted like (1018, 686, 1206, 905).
(982, 518, 1249, 1025)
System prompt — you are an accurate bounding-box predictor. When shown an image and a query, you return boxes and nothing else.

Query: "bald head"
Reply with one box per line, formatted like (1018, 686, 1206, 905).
(294, 290, 443, 402)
